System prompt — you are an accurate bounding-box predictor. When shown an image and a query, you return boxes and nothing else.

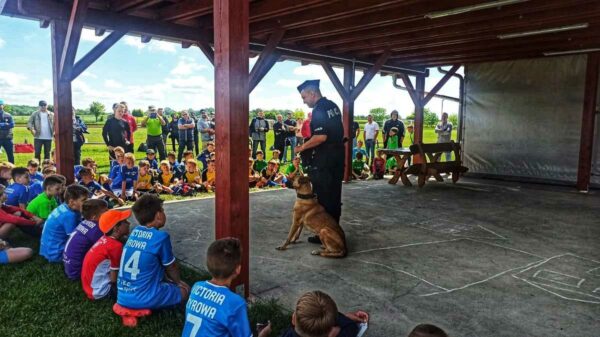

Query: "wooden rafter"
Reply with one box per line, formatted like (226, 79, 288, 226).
(249, 28, 284, 92)
(71, 30, 126, 80)
(351, 50, 391, 100)
(422, 65, 460, 106)
(60, 0, 89, 82)
(321, 61, 348, 101)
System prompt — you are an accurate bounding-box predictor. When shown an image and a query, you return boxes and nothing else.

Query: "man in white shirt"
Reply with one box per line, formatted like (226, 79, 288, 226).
(363, 114, 379, 165)
(27, 100, 54, 160)
(435, 112, 453, 161)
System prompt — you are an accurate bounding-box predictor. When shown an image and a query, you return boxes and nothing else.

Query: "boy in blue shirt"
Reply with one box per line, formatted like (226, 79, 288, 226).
(28, 166, 57, 203)
(116, 153, 138, 201)
(117, 194, 190, 310)
(79, 168, 124, 206)
(182, 238, 271, 337)
(40, 184, 89, 262)
(27, 159, 44, 183)
(144, 149, 159, 170)
(5, 167, 30, 209)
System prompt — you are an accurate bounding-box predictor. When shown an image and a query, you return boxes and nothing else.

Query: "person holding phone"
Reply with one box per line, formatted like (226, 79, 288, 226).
(142, 105, 167, 161)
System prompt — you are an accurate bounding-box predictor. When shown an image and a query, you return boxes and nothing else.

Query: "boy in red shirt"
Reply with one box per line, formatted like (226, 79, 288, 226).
(81, 209, 131, 301)
(0, 185, 43, 238)
(372, 150, 386, 180)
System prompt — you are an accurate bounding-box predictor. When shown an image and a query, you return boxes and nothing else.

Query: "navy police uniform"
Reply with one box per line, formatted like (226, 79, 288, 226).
(299, 80, 345, 223)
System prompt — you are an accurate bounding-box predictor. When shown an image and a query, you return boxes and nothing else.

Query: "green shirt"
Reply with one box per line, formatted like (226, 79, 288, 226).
(285, 163, 302, 175)
(352, 159, 365, 174)
(253, 159, 267, 173)
(146, 117, 163, 136)
(26, 192, 58, 220)
(387, 134, 399, 149)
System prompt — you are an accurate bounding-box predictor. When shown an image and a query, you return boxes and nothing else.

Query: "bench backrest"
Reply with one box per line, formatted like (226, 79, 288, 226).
(409, 141, 462, 163)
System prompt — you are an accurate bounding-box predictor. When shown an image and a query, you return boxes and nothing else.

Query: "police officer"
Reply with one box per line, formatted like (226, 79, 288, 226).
(295, 80, 344, 243)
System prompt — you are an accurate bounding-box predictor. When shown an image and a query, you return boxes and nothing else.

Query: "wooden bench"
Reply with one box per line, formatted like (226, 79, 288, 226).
(404, 141, 468, 187)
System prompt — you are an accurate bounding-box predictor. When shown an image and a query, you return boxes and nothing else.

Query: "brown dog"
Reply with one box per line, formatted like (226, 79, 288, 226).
(276, 175, 347, 258)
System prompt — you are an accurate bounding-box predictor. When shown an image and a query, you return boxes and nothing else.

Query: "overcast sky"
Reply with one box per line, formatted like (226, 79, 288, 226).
(0, 15, 461, 118)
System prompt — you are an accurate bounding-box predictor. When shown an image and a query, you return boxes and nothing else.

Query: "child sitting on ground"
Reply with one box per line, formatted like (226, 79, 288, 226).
(0, 238, 33, 265)
(182, 238, 271, 337)
(27, 159, 43, 183)
(353, 139, 368, 160)
(42, 158, 56, 171)
(281, 290, 369, 337)
(156, 160, 176, 194)
(197, 141, 215, 170)
(201, 159, 216, 192)
(79, 168, 124, 206)
(136, 160, 158, 194)
(108, 149, 126, 188)
(372, 150, 386, 180)
(181, 159, 203, 192)
(0, 185, 43, 239)
(117, 194, 190, 310)
(26, 175, 63, 222)
(249, 158, 259, 188)
(113, 153, 138, 201)
(257, 160, 285, 188)
(27, 166, 57, 203)
(407, 324, 449, 337)
(6, 167, 30, 209)
(167, 151, 185, 179)
(144, 149, 159, 170)
(271, 149, 281, 163)
(253, 150, 268, 173)
(285, 156, 303, 187)
(40, 184, 89, 263)
(0, 162, 14, 187)
(63, 199, 109, 280)
(75, 157, 97, 182)
(110, 146, 125, 171)
(352, 152, 369, 180)
(81, 208, 131, 301)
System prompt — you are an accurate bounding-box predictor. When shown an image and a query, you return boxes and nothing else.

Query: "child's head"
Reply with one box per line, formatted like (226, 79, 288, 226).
(79, 167, 95, 183)
(27, 159, 40, 174)
(267, 159, 278, 171)
(206, 238, 242, 281)
(207, 142, 215, 152)
(256, 150, 264, 160)
(63, 185, 89, 212)
(42, 159, 55, 169)
(357, 139, 363, 147)
(42, 175, 65, 197)
(11, 167, 30, 185)
(186, 159, 198, 172)
(407, 324, 449, 337)
(81, 157, 96, 170)
(42, 166, 57, 177)
(160, 160, 171, 173)
(124, 153, 135, 168)
(146, 149, 156, 159)
(390, 126, 398, 136)
(272, 149, 281, 158)
(377, 149, 384, 158)
(293, 156, 301, 166)
(207, 160, 216, 170)
(0, 162, 14, 179)
(139, 160, 150, 175)
(407, 125, 414, 133)
(81, 199, 108, 221)
(167, 151, 176, 162)
(209, 152, 216, 160)
(99, 209, 131, 239)
(132, 194, 165, 228)
(293, 291, 338, 337)
(183, 150, 194, 161)
(356, 152, 363, 160)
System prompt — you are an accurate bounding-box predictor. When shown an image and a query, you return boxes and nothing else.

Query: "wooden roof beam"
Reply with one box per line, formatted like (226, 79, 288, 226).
(249, 28, 285, 92)
(159, 0, 212, 22)
(110, 0, 145, 12)
(351, 50, 391, 101)
(321, 61, 349, 100)
(60, 0, 89, 82)
(422, 64, 460, 106)
(71, 30, 126, 79)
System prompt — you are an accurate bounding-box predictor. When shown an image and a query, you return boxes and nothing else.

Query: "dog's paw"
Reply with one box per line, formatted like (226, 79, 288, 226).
(311, 250, 321, 255)
(276, 246, 287, 251)
(290, 240, 302, 244)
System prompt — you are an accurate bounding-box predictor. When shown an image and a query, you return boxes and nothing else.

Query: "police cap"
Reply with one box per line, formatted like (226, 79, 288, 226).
(297, 79, 320, 93)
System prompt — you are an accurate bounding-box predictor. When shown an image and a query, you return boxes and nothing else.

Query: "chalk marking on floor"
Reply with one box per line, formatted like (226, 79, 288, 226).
(476, 225, 508, 240)
(533, 269, 585, 288)
(411, 218, 507, 240)
(593, 288, 600, 293)
(512, 276, 600, 304)
(466, 239, 544, 258)
(586, 266, 600, 275)
(352, 238, 462, 255)
(419, 258, 546, 297)
(348, 258, 448, 292)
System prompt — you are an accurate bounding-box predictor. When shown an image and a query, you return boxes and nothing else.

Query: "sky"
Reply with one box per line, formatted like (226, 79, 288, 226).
(0, 15, 461, 118)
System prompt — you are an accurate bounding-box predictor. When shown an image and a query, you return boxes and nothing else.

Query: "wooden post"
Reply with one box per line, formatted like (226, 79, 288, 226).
(51, 20, 74, 183)
(343, 64, 355, 182)
(576, 52, 599, 191)
(213, 0, 250, 297)
(414, 75, 426, 144)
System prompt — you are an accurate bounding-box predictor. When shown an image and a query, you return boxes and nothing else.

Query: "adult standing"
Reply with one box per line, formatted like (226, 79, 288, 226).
(191, 111, 200, 156)
(177, 110, 195, 162)
(272, 114, 286, 158)
(363, 114, 379, 165)
(249, 110, 269, 157)
(120, 101, 137, 153)
(168, 114, 179, 152)
(159, 108, 170, 146)
(294, 80, 344, 242)
(198, 110, 215, 151)
(435, 112, 453, 161)
(0, 99, 15, 164)
(295, 117, 304, 146)
(383, 110, 405, 149)
(72, 108, 88, 165)
(102, 103, 131, 160)
(141, 105, 167, 161)
(352, 120, 360, 150)
(27, 100, 54, 161)
(282, 112, 297, 163)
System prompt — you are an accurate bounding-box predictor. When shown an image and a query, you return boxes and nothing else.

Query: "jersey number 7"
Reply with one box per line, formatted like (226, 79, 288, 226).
(186, 313, 203, 337)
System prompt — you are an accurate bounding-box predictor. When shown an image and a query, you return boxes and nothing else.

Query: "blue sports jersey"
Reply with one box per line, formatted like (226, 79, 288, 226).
(74, 165, 84, 181)
(120, 165, 138, 190)
(117, 226, 176, 308)
(29, 172, 44, 183)
(146, 158, 159, 170)
(109, 164, 123, 190)
(182, 281, 252, 337)
(5, 183, 29, 206)
(80, 180, 103, 197)
(28, 181, 43, 203)
(40, 203, 82, 262)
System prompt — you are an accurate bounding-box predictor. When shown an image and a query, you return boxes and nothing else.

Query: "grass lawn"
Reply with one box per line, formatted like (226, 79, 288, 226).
(0, 231, 292, 337)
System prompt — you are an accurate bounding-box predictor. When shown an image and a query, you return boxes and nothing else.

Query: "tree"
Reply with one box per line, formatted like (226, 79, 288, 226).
(369, 107, 386, 124)
(423, 108, 439, 127)
(89, 101, 105, 122)
(449, 113, 459, 127)
(293, 109, 305, 119)
(164, 107, 175, 115)
(131, 108, 144, 117)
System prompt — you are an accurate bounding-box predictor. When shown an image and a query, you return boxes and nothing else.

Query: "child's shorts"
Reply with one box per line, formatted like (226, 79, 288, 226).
(112, 188, 134, 198)
(127, 282, 181, 310)
(0, 250, 9, 264)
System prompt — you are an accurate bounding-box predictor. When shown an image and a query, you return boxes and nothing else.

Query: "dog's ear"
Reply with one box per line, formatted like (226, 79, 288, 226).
(298, 175, 311, 184)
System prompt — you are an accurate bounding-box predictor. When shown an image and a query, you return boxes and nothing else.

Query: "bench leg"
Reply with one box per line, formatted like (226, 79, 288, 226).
(452, 170, 460, 183)
(400, 172, 412, 186)
(418, 174, 426, 187)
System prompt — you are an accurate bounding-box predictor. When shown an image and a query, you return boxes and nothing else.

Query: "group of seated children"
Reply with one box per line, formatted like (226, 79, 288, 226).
(249, 150, 305, 189)
(352, 125, 412, 180)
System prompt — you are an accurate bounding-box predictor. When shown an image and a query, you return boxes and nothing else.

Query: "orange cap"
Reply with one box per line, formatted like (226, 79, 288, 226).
(99, 209, 132, 234)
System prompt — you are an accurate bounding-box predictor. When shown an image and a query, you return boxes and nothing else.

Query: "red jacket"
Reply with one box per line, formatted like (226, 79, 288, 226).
(122, 113, 137, 143)
(301, 115, 312, 138)
(0, 204, 37, 226)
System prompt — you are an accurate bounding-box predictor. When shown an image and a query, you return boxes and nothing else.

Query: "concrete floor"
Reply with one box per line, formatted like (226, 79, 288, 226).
(161, 178, 600, 337)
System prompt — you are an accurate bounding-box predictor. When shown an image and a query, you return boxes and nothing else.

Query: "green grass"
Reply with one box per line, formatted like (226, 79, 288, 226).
(0, 231, 291, 337)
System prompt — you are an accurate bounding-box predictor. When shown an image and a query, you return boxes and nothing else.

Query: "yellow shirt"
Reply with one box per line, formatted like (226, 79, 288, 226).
(184, 171, 200, 184)
(160, 172, 174, 186)
(137, 173, 153, 190)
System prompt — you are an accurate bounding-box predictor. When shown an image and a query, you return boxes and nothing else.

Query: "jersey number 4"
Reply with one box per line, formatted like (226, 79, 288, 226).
(186, 314, 203, 337)
(119, 249, 141, 280)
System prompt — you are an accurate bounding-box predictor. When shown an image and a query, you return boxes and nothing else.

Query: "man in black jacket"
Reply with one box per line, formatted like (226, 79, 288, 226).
(102, 103, 131, 160)
(383, 110, 405, 149)
(249, 110, 269, 158)
(0, 99, 15, 163)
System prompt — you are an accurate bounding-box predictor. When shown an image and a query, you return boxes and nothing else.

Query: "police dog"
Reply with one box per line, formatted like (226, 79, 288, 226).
(276, 175, 347, 258)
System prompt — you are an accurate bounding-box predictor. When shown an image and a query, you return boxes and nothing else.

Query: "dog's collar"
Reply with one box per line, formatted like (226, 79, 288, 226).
(296, 193, 315, 200)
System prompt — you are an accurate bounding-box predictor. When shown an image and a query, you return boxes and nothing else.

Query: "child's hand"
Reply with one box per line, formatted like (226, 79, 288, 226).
(0, 239, 9, 250)
(346, 310, 369, 323)
(257, 321, 271, 337)
(13, 211, 22, 217)
(117, 198, 125, 206)
(33, 216, 44, 225)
